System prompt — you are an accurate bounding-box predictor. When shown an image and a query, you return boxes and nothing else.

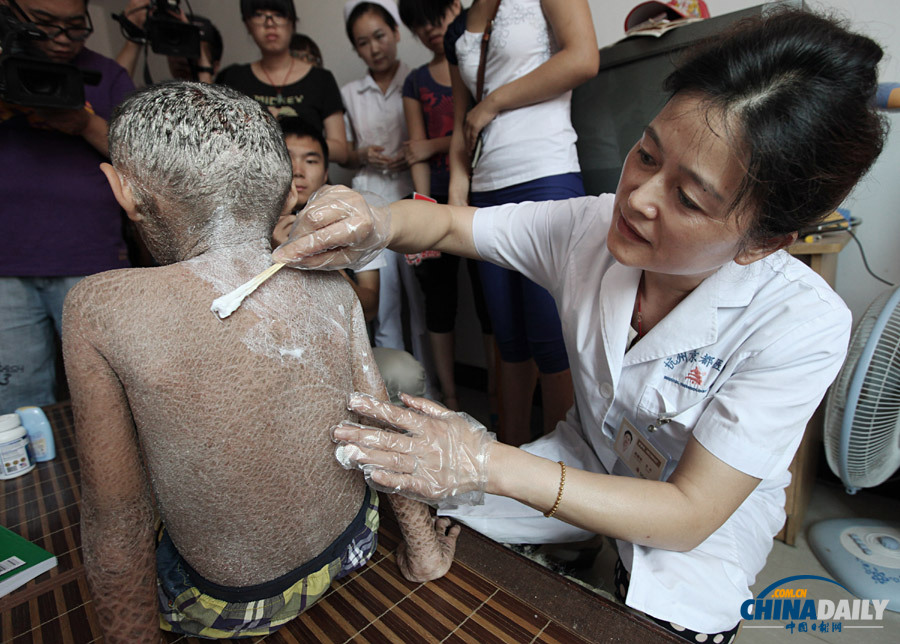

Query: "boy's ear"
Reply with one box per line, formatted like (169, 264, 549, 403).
(100, 163, 141, 222)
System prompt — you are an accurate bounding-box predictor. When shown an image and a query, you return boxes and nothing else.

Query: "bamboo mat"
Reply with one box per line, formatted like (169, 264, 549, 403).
(1, 403, 678, 644)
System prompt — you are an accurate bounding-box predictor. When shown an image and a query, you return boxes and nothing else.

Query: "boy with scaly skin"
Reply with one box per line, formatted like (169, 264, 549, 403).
(63, 81, 457, 643)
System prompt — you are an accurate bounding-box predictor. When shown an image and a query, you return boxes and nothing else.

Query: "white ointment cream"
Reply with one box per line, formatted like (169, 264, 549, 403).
(335, 443, 364, 469)
(211, 262, 285, 319)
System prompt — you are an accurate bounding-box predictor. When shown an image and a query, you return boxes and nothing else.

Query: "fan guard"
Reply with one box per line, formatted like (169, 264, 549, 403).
(824, 287, 900, 492)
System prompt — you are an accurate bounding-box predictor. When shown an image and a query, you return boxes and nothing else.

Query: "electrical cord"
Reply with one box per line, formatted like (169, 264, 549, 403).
(847, 229, 895, 287)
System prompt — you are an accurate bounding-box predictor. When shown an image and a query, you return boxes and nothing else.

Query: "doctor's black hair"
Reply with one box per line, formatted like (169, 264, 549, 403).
(346, 2, 398, 44)
(664, 8, 886, 245)
(240, 0, 297, 23)
(398, 0, 456, 30)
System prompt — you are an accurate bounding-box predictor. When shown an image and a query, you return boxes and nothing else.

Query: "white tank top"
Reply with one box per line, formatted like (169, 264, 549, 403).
(453, 0, 582, 192)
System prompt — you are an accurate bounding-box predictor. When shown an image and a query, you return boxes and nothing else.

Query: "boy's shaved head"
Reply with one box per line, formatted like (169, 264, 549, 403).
(108, 82, 292, 261)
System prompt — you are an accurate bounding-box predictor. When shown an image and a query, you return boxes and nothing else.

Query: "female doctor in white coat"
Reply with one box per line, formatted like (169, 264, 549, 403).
(273, 9, 886, 641)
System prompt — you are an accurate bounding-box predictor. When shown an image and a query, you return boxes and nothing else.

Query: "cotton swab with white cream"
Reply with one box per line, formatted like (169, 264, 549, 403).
(211, 262, 285, 319)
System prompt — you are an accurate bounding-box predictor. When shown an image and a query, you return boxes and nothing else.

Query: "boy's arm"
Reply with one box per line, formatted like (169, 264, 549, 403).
(62, 286, 161, 644)
(347, 295, 459, 581)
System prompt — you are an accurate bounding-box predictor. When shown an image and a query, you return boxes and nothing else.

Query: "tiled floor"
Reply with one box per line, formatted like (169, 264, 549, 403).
(453, 379, 900, 643)
(743, 482, 900, 644)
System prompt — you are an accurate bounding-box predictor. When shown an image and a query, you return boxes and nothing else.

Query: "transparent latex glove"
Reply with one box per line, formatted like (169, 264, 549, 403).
(332, 392, 496, 508)
(271, 184, 391, 270)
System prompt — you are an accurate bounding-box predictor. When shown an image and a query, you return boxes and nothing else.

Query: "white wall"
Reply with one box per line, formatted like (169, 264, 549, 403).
(591, 0, 900, 324)
(87, 0, 900, 327)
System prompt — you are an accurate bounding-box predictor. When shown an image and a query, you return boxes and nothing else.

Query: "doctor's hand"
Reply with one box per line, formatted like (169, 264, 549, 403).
(333, 392, 496, 506)
(271, 184, 391, 270)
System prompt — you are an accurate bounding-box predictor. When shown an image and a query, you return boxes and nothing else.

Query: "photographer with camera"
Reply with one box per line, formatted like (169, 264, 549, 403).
(0, 0, 134, 414)
(114, 0, 222, 83)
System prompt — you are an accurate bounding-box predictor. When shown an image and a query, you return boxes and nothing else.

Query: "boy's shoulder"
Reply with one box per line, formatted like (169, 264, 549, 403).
(63, 262, 359, 345)
(66, 266, 156, 308)
(62, 267, 171, 351)
(63, 265, 178, 325)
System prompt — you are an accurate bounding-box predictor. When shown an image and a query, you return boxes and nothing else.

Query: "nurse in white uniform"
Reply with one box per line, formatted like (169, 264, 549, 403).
(273, 9, 886, 641)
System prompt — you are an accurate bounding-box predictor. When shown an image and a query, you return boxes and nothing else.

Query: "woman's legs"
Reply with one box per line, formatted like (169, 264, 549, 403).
(519, 274, 574, 432)
(467, 259, 499, 427)
(414, 253, 461, 407)
(428, 330, 458, 409)
(471, 172, 583, 442)
(396, 258, 434, 396)
(476, 260, 538, 445)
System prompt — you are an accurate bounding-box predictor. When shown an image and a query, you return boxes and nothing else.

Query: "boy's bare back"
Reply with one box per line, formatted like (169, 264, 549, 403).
(68, 82, 457, 642)
(65, 245, 378, 586)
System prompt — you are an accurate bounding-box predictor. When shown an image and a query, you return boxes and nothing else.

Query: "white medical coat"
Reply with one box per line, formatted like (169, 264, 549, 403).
(444, 194, 851, 632)
(341, 62, 414, 202)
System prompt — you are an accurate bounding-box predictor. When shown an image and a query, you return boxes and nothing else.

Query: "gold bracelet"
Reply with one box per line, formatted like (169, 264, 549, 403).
(544, 461, 566, 518)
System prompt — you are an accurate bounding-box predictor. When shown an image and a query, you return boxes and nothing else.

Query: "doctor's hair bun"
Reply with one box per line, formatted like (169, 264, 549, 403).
(664, 8, 887, 243)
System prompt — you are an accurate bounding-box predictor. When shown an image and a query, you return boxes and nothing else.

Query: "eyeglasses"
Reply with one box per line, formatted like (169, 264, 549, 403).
(248, 12, 290, 27)
(30, 12, 94, 42)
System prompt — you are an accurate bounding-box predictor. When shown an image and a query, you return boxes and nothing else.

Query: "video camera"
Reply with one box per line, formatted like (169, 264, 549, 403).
(113, 0, 205, 59)
(0, 3, 98, 110)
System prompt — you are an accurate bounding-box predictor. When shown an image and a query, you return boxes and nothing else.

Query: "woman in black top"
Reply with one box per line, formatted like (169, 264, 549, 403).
(216, 0, 348, 163)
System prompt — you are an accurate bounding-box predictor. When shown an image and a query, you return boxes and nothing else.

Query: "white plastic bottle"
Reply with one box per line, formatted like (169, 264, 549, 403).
(0, 413, 36, 479)
(16, 406, 56, 462)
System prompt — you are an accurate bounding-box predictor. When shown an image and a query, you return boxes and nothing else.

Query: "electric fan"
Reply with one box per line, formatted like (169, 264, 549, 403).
(809, 286, 900, 612)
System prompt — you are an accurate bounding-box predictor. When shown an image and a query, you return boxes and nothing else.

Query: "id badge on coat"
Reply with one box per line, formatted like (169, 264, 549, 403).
(614, 417, 673, 481)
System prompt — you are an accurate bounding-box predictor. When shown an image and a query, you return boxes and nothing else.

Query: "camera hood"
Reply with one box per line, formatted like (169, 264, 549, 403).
(0, 4, 94, 109)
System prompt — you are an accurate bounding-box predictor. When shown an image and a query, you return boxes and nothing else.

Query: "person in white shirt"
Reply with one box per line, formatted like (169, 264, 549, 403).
(443, 0, 599, 446)
(274, 9, 887, 641)
(340, 0, 433, 393)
